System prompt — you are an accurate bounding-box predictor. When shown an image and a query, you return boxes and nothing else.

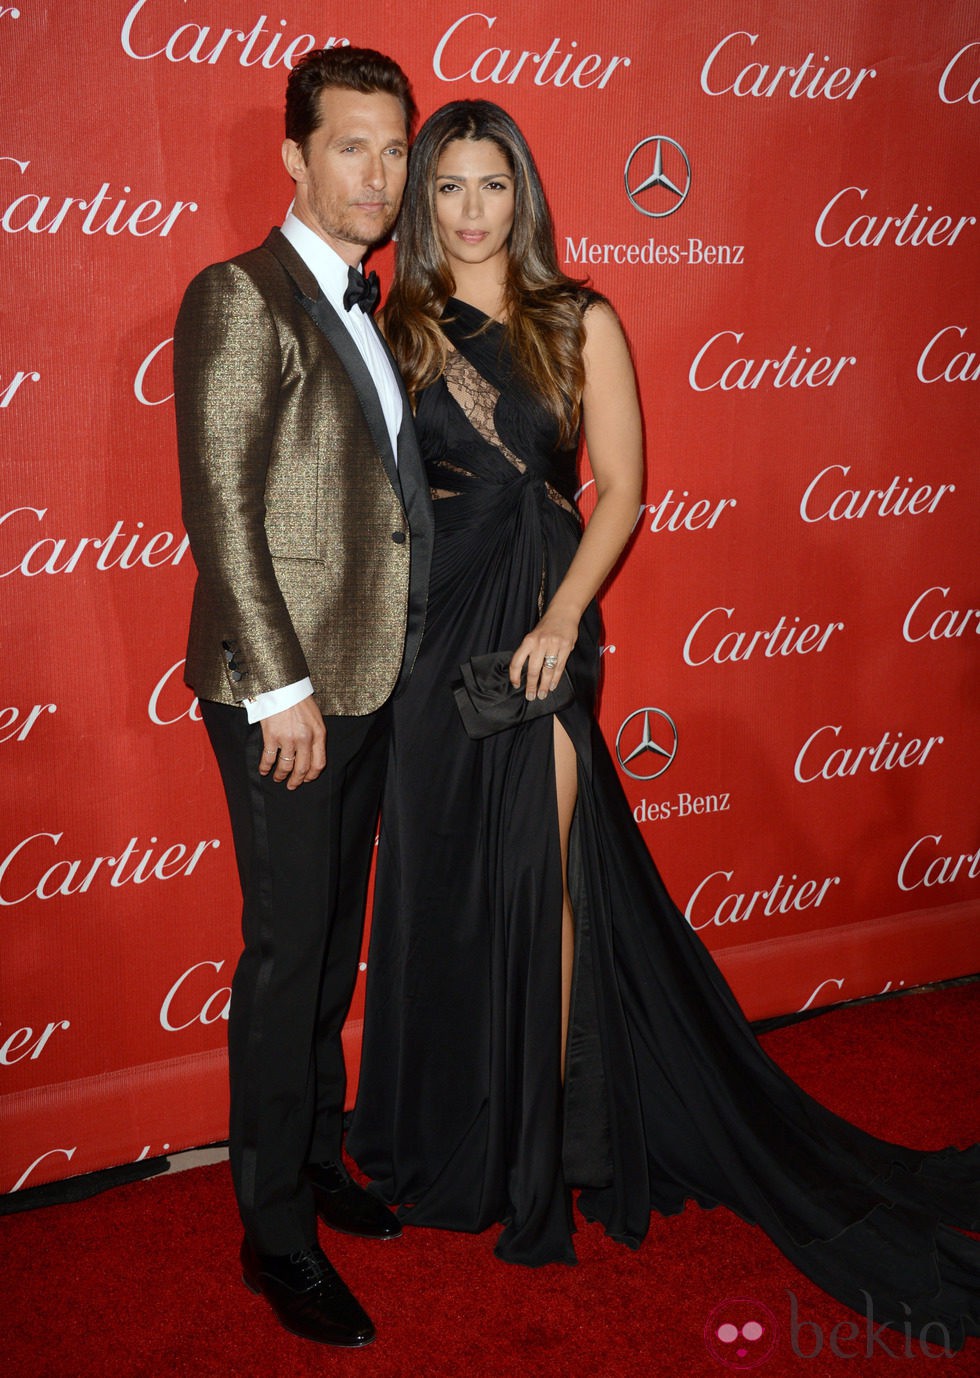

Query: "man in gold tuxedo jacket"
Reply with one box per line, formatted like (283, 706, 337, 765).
(173, 49, 432, 1348)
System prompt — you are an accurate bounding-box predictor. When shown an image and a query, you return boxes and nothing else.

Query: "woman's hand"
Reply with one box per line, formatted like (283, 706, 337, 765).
(510, 607, 580, 701)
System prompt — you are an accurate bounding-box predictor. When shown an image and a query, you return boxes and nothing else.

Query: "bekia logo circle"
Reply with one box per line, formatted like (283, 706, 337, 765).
(705, 1297, 779, 1369)
(615, 708, 678, 780)
(624, 137, 691, 217)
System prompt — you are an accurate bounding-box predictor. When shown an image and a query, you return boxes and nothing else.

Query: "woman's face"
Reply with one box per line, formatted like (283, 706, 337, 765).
(434, 138, 515, 274)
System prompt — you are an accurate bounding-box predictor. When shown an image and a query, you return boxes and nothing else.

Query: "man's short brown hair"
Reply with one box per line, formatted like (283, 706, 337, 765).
(285, 47, 416, 153)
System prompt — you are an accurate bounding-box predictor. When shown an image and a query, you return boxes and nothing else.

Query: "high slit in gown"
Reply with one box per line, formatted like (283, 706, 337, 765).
(346, 298, 980, 1346)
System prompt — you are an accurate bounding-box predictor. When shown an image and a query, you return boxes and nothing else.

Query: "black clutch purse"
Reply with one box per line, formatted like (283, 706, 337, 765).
(453, 650, 574, 740)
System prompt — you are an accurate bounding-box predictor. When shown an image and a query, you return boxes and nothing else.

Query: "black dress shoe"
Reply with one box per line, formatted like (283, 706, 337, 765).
(307, 1160, 402, 1240)
(240, 1238, 375, 1347)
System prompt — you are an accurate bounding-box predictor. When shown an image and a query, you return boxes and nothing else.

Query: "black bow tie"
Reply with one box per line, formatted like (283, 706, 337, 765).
(343, 266, 380, 314)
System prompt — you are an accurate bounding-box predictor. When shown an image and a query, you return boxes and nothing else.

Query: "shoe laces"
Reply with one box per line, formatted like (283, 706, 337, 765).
(287, 1248, 330, 1290)
(316, 1161, 351, 1192)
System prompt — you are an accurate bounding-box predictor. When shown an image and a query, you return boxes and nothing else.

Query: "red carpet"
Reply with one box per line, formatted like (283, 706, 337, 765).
(4, 983, 978, 1378)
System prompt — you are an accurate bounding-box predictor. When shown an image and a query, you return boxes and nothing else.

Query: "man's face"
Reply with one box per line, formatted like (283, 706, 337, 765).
(282, 86, 408, 264)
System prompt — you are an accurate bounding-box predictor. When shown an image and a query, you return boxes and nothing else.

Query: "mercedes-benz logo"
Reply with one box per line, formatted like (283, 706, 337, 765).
(624, 136, 692, 218)
(615, 708, 679, 780)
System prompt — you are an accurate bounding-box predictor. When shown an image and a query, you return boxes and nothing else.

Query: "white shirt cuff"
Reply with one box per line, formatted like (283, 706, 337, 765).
(243, 678, 314, 723)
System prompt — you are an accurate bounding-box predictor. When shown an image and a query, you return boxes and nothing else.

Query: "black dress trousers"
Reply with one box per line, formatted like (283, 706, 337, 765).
(200, 697, 391, 1255)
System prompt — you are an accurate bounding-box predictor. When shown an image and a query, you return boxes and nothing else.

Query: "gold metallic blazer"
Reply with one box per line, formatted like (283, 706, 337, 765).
(174, 229, 433, 716)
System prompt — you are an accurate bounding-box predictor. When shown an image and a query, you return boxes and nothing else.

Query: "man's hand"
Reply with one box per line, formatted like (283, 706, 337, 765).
(258, 696, 327, 790)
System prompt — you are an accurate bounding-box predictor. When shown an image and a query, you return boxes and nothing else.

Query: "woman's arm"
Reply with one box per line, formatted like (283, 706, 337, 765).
(510, 300, 644, 699)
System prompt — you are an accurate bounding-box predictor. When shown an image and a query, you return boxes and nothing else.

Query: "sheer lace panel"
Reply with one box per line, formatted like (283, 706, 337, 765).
(429, 456, 472, 500)
(437, 348, 577, 516)
(546, 482, 576, 517)
(444, 349, 526, 476)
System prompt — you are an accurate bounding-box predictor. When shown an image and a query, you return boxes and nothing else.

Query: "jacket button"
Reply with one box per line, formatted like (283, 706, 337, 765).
(391, 530, 406, 544)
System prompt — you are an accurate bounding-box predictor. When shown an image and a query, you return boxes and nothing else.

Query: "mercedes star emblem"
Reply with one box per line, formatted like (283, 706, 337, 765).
(624, 136, 692, 218)
(615, 708, 679, 780)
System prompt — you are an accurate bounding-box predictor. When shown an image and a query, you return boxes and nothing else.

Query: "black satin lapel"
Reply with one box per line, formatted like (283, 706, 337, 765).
(368, 322, 434, 695)
(370, 320, 427, 516)
(298, 291, 401, 498)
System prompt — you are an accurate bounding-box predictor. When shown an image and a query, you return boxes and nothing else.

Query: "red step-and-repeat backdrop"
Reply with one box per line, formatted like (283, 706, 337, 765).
(2, 1, 978, 1194)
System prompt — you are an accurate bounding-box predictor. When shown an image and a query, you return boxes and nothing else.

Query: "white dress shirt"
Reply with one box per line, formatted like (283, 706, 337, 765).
(244, 209, 404, 723)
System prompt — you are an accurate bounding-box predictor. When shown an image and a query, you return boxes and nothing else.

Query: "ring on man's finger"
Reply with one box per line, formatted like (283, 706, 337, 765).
(543, 654, 559, 667)
(279, 755, 295, 763)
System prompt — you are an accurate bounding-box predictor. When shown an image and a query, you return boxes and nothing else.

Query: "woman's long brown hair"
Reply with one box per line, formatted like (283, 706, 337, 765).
(384, 100, 590, 445)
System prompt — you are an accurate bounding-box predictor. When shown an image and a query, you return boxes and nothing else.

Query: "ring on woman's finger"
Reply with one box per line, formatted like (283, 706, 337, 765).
(543, 654, 559, 667)
(264, 746, 278, 757)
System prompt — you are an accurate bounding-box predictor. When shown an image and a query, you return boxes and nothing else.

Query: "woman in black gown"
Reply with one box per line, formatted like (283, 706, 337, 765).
(347, 100, 980, 1347)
